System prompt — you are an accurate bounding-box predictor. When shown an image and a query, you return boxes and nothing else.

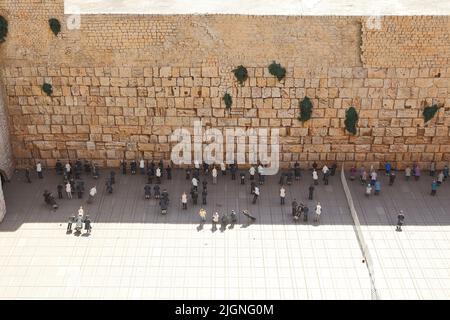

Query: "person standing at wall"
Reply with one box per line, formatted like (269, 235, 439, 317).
(405, 166, 411, 181)
(36, 162, 43, 179)
(437, 171, 444, 185)
(25, 168, 31, 183)
(139, 159, 145, 175)
(430, 162, 436, 177)
(280, 186, 286, 205)
(212, 166, 218, 185)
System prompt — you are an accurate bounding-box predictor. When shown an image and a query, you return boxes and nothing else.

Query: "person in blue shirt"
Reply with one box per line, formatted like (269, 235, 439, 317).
(385, 162, 392, 176)
(431, 180, 437, 196)
(374, 180, 381, 195)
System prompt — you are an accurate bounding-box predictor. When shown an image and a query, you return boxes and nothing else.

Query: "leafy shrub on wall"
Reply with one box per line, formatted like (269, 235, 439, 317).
(232, 65, 248, 85)
(223, 93, 232, 109)
(423, 104, 440, 123)
(344, 107, 359, 135)
(0, 16, 8, 43)
(42, 83, 53, 96)
(298, 96, 313, 122)
(268, 61, 286, 81)
(49, 18, 61, 36)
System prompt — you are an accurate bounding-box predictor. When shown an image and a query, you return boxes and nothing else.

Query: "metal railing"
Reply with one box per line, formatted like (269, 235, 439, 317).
(340, 165, 379, 300)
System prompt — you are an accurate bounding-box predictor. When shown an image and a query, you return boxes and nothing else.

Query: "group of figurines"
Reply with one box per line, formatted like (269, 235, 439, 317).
(348, 162, 449, 197)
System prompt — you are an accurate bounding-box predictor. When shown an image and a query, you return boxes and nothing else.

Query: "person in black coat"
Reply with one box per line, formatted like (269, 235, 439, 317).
(185, 167, 191, 180)
(278, 173, 285, 185)
(121, 160, 127, 175)
(154, 185, 160, 199)
(147, 167, 154, 184)
(294, 161, 301, 180)
(330, 163, 337, 176)
(57, 184, 64, 199)
(250, 181, 256, 195)
(105, 179, 113, 194)
(144, 184, 152, 199)
(25, 168, 31, 183)
(292, 199, 298, 217)
(130, 160, 137, 175)
(75, 159, 82, 179)
(308, 184, 315, 200)
(110, 171, 116, 184)
(56, 160, 63, 175)
(166, 165, 172, 180)
(202, 189, 207, 205)
(76, 183, 83, 199)
(191, 187, 198, 205)
(84, 160, 91, 173)
(240, 172, 245, 185)
(286, 171, 293, 185)
(230, 164, 236, 180)
(202, 180, 208, 192)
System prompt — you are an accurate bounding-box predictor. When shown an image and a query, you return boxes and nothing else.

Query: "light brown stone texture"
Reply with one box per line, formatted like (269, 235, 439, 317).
(0, 1, 449, 170)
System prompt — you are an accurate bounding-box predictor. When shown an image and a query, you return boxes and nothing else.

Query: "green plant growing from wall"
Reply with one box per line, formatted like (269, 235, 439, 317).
(268, 61, 286, 81)
(298, 96, 313, 122)
(423, 104, 440, 123)
(42, 83, 53, 96)
(344, 106, 359, 135)
(223, 93, 232, 109)
(0, 15, 8, 43)
(49, 18, 61, 36)
(232, 65, 248, 85)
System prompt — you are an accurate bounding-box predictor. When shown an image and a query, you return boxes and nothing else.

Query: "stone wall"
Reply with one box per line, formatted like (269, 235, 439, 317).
(0, 0, 449, 169)
(0, 77, 14, 179)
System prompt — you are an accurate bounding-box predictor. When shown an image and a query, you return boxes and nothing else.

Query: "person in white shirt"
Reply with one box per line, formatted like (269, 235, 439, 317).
(139, 159, 145, 175)
(192, 177, 198, 190)
(156, 167, 162, 184)
(65, 162, 71, 175)
(365, 184, 372, 196)
(405, 166, 412, 180)
(181, 192, 188, 210)
(280, 186, 286, 205)
(36, 162, 43, 179)
(252, 186, 260, 204)
(312, 169, 319, 185)
(78, 206, 84, 216)
(194, 160, 200, 170)
(220, 162, 226, 176)
(322, 165, 329, 175)
(257, 165, 265, 185)
(249, 166, 256, 181)
(437, 171, 444, 185)
(88, 186, 97, 203)
(370, 171, 377, 185)
(66, 182, 72, 199)
(212, 167, 218, 184)
(314, 202, 322, 223)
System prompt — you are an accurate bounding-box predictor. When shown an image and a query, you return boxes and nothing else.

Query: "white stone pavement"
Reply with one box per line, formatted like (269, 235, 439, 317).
(346, 171, 450, 300)
(0, 169, 370, 299)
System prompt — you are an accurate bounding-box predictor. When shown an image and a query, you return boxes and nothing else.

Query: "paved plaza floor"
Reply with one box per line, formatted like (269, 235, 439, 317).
(0, 167, 448, 299)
